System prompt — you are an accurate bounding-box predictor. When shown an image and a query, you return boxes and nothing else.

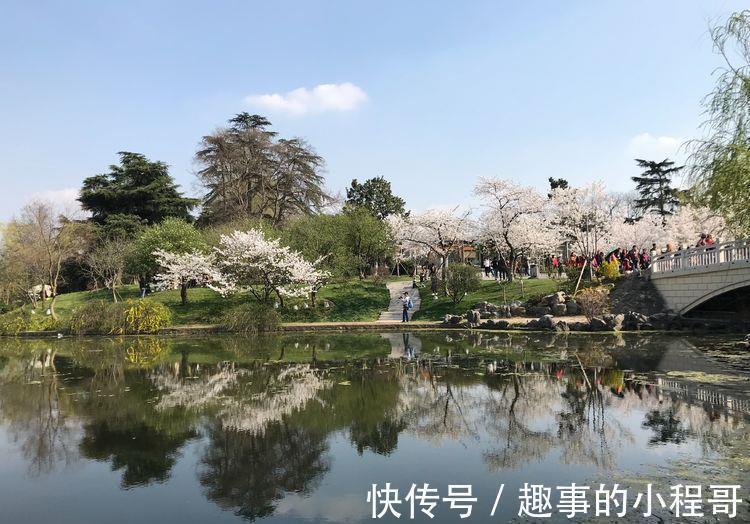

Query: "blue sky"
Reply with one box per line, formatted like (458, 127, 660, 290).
(0, 0, 746, 220)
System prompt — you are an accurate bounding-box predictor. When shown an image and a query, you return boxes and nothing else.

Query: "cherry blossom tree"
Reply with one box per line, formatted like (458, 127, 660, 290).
(210, 229, 330, 305)
(474, 178, 551, 280)
(608, 213, 664, 252)
(152, 249, 221, 305)
(389, 208, 474, 282)
(608, 204, 730, 253)
(663, 205, 730, 248)
(550, 182, 611, 282)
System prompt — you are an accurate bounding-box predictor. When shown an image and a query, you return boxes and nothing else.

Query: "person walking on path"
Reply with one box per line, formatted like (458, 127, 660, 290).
(401, 292, 413, 322)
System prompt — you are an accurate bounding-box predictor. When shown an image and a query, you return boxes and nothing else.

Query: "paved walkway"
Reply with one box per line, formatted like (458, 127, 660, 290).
(377, 280, 421, 323)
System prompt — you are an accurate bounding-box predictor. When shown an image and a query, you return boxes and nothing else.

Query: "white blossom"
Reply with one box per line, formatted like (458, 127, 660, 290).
(389, 208, 474, 271)
(550, 182, 611, 259)
(663, 205, 729, 248)
(210, 229, 330, 302)
(474, 177, 554, 260)
(152, 249, 221, 291)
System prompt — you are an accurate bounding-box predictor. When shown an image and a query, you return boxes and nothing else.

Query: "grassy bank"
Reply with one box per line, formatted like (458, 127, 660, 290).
(1, 279, 391, 332)
(414, 278, 560, 321)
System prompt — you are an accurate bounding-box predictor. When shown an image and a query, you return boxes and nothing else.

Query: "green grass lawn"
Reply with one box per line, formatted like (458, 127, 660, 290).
(413, 278, 560, 320)
(8, 279, 391, 328)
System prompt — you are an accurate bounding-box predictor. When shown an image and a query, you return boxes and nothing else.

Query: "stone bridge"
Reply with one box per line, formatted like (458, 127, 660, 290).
(650, 239, 750, 315)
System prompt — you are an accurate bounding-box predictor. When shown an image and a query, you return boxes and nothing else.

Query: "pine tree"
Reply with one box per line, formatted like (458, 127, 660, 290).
(631, 158, 682, 224)
(79, 152, 198, 236)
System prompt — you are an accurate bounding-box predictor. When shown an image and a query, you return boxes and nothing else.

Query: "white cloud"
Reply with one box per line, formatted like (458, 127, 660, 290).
(627, 133, 683, 161)
(28, 187, 85, 217)
(244, 82, 368, 115)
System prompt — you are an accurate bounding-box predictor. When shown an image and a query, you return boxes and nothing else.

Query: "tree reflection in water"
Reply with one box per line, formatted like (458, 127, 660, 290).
(198, 422, 330, 521)
(0, 332, 747, 522)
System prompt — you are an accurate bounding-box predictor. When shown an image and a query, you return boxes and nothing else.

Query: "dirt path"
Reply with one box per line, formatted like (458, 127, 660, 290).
(377, 280, 421, 322)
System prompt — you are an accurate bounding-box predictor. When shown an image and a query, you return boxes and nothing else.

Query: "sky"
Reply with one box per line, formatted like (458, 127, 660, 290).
(0, 0, 746, 220)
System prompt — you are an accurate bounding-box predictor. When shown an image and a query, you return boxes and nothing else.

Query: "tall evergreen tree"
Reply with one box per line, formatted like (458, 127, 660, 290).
(631, 158, 682, 224)
(79, 152, 197, 235)
(547, 177, 569, 198)
(345, 176, 406, 220)
(196, 113, 329, 225)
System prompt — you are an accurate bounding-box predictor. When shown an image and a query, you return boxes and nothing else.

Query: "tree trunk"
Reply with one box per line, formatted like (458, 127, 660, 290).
(180, 283, 187, 306)
(49, 294, 58, 321)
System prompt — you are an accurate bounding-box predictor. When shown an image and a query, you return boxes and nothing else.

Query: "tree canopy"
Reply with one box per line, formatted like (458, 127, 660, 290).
(79, 152, 197, 235)
(631, 158, 682, 224)
(196, 113, 330, 225)
(687, 10, 750, 236)
(345, 176, 406, 220)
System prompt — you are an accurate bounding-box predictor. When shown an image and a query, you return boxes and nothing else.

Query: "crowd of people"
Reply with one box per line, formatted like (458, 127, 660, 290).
(487, 232, 722, 280)
(481, 254, 533, 281)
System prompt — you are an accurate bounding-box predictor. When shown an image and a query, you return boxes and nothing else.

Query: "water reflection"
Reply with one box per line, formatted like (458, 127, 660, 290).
(0, 332, 747, 522)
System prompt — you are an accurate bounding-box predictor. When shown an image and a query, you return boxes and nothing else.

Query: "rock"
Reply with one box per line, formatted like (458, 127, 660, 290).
(551, 303, 567, 316)
(603, 314, 624, 331)
(554, 320, 570, 332)
(540, 291, 567, 306)
(510, 300, 523, 308)
(569, 321, 589, 331)
(526, 319, 541, 329)
(528, 306, 552, 317)
(443, 314, 463, 325)
(497, 305, 511, 318)
(510, 306, 526, 317)
(539, 314, 555, 330)
(623, 311, 649, 330)
(467, 310, 481, 325)
(589, 317, 608, 331)
(565, 300, 579, 315)
(485, 319, 510, 330)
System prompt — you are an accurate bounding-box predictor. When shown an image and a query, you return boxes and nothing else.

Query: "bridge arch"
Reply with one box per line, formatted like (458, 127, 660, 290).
(650, 239, 750, 317)
(679, 280, 750, 315)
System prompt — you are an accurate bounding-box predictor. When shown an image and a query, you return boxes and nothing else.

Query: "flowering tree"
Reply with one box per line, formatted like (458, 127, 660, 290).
(389, 208, 474, 282)
(608, 213, 664, 252)
(608, 204, 730, 253)
(663, 205, 729, 248)
(550, 183, 611, 282)
(210, 229, 330, 305)
(474, 178, 552, 280)
(153, 249, 221, 305)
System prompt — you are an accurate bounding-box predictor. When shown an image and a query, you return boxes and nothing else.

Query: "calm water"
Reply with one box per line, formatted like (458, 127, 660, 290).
(0, 332, 748, 523)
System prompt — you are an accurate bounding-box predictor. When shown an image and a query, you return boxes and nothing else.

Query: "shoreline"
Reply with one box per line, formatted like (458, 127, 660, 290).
(2, 316, 748, 339)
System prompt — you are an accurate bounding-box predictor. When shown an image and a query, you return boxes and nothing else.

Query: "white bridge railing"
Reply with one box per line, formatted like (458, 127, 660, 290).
(651, 238, 750, 275)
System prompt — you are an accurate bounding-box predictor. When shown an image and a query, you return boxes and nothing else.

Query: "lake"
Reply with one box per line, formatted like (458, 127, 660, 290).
(0, 332, 748, 523)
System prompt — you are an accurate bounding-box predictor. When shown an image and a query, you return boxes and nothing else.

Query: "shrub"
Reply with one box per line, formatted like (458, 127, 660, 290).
(445, 264, 481, 305)
(598, 259, 620, 281)
(68, 300, 123, 335)
(124, 299, 172, 334)
(576, 286, 610, 321)
(68, 298, 171, 335)
(221, 303, 280, 334)
(0, 309, 62, 335)
(563, 264, 584, 282)
(0, 312, 31, 335)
